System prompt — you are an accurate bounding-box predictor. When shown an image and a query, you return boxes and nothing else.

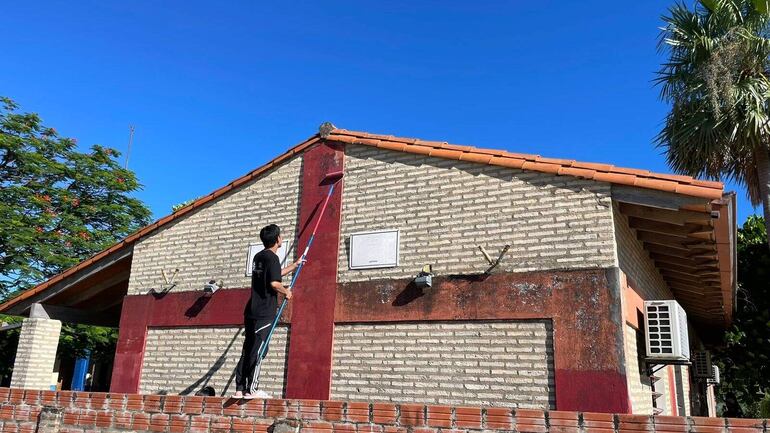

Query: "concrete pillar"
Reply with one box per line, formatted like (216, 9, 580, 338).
(10, 317, 62, 390)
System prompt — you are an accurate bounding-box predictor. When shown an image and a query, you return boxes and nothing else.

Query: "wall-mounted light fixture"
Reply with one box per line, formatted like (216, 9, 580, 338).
(203, 280, 223, 296)
(414, 265, 433, 289)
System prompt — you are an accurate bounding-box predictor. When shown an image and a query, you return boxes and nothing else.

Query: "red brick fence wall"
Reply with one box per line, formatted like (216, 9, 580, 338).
(0, 388, 766, 433)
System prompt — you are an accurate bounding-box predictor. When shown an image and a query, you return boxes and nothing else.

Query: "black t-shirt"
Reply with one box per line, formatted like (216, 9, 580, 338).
(244, 249, 282, 319)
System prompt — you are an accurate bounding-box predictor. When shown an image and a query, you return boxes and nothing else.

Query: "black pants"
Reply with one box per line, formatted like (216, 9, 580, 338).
(235, 317, 273, 393)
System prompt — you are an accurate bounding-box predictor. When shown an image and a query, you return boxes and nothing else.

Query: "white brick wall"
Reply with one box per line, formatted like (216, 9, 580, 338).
(624, 324, 653, 414)
(331, 321, 555, 408)
(338, 146, 615, 282)
(11, 318, 61, 390)
(612, 204, 671, 300)
(139, 326, 290, 397)
(128, 156, 302, 295)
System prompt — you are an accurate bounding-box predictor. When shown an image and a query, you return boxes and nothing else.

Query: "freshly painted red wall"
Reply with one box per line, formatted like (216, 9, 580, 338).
(284, 141, 344, 399)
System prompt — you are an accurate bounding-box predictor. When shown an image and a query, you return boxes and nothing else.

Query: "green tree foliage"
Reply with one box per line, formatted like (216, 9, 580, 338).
(656, 0, 770, 247)
(714, 215, 770, 417)
(0, 96, 151, 300)
(0, 315, 21, 386)
(0, 97, 151, 386)
(59, 324, 119, 362)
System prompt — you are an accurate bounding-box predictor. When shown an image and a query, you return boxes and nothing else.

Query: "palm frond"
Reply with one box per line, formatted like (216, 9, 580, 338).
(656, 0, 770, 203)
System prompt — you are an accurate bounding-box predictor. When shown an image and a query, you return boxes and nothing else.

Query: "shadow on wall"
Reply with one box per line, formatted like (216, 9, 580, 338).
(180, 328, 242, 396)
(174, 326, 292, 398)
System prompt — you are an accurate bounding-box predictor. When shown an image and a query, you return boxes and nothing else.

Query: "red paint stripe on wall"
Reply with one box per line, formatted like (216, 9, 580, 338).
(668, 365, 678, 416)
(284, 141, 345, 399)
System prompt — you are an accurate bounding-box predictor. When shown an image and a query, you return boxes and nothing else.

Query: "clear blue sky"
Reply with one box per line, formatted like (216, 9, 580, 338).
(1, 1, 758, 224)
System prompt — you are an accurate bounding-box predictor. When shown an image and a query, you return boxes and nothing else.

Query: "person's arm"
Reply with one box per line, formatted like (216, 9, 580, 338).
(268, 256, 300, 300)
(271, 281, 293, 300)
(280, 257, 305, 276)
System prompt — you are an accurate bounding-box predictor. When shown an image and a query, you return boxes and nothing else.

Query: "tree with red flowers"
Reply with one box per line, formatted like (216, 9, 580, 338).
(0, 96, 151, 301)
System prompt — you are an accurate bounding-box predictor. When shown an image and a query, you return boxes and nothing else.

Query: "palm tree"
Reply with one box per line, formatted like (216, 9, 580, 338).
(656, 0, 770, 247)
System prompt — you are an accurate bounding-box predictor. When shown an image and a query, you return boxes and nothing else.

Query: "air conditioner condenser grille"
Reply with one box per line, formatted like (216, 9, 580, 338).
(647, 304, 673, 355)
(644, 300, 690, 362)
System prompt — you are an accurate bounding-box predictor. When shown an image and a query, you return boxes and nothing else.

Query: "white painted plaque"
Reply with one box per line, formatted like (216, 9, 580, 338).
(349, 229, 400, 269)
(245, 242, 289, 276)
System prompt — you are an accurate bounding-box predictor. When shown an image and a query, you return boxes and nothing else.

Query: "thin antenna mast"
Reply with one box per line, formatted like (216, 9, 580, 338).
(125, 125, 135, 169)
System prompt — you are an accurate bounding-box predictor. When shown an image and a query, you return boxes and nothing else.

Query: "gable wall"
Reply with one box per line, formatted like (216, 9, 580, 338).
(120, 143, 628, 406)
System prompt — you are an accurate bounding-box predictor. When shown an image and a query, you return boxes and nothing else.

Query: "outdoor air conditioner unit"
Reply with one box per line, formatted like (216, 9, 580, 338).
(708, 365, 721, 385)
(692, 351, 713, 378)
(644, 300, 690, 362)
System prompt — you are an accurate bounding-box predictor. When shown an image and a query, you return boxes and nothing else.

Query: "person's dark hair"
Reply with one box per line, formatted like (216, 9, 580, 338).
(260, 224, 281, 248)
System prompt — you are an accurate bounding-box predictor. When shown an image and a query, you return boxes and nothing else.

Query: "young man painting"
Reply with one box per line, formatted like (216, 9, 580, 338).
(234, 224, 302, 399)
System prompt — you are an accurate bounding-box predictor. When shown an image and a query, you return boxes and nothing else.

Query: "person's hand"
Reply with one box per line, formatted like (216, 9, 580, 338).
(293, 258, 306, 268)
(284, 288, 293, 300)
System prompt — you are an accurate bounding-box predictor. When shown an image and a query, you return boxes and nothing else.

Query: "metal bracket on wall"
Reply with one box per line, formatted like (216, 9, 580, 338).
(478, 245, 510, 274)
(644, 359, 691, 415)
(159, 268, 179, 292)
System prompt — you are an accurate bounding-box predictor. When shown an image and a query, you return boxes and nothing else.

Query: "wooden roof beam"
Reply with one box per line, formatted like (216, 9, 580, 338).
(642, 243, 695, 258)
(664, 274, 722, 289)
(654, 260, 721, 275)
(661, 270, 721, 285)
(612, 185, 713, 211)
(629, 217, 714, 240)
(619, 202, 714, 226)
(649, 252, 719, 268)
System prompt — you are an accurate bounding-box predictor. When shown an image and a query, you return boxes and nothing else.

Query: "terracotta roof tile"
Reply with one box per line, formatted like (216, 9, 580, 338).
(633, 178, 679, 193)
(535, 156, 575, 166)
(490, 156, 526, 169)
(610, 166, 652, 176)
(675, 184, 721, 199)
(376, 141, 407, 152)
(522, 161, 561, 175)
(469, 147, 509, 157)
(458, 152, 494, 164)
(571, 161, 616, 171)
(557, 167, 595, 178)
(442, 143, 476, 152)
(415, 139, 449, 148)
(404, 145, 432, 156)
(593, 172, 637, 186)
(329, 128, 723, 200)
(429, 148, 464, 160)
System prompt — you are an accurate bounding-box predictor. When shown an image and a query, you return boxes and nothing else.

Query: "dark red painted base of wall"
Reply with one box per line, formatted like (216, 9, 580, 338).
(334, 269, 630, 413)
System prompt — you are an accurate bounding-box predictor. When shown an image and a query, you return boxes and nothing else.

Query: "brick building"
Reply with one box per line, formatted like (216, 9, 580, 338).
(0, 127, 736, 416)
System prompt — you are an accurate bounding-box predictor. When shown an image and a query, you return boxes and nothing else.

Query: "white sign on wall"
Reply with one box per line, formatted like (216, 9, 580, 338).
(349, 229, 400, 270)
(245, 242, 289, 276)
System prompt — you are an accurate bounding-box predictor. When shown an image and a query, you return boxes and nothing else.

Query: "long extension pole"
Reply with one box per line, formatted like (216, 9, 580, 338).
(258, 175, 342, 359)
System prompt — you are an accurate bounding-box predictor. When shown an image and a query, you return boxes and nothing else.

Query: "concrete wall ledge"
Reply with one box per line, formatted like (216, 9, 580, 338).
(0, 387, 766, 433)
